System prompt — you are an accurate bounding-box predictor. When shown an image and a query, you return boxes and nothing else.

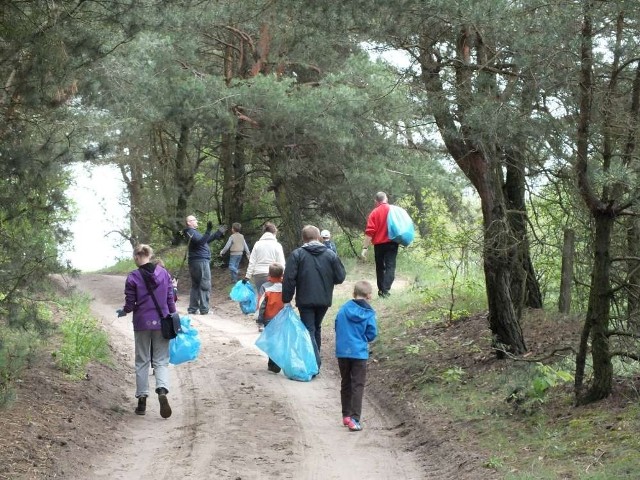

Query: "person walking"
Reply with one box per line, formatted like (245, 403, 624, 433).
(282, 225, 346, 371)
(335, 280, 378, 432)
(245, 222, 286, 293)
(183, 215, 226, 315)
(116, 244, 176, 418)
(320, 229, 337, 254)
(220, 222, 251, 282)
(256, 262, 285, 372)
(361, 191, 398, 298)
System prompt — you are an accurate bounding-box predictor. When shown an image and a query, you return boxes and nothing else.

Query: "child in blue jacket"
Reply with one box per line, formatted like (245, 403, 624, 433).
(335, 280, 377, 431)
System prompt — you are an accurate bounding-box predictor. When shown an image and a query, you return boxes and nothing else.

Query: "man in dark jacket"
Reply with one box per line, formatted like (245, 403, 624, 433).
(282, 225, 346, 370)
(184, 215, 226, 315)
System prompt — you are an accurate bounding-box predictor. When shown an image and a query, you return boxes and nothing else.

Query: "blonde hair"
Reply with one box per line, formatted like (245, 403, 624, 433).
(353, 280, 373, 298)
(133, 244, 153, 266)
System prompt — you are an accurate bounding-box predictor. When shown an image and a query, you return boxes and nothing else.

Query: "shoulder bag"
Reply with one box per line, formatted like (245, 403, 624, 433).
(141, 271, 182, 340)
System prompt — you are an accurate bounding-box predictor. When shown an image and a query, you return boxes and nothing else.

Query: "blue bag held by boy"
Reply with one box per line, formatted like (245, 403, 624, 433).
(230, 280, 257, 314)
(169, 316, 201, 365)
(387, 205, 415, 247)
(254, 305, 319, 382)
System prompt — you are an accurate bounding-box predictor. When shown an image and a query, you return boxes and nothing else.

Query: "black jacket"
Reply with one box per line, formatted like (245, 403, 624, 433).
(184, 227, 224, 262)
(282, 241, 346, 307)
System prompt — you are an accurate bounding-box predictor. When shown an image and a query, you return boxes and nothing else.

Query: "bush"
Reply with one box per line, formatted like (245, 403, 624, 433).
(0, 327, 41, 406)
(54, 297, 110, 379)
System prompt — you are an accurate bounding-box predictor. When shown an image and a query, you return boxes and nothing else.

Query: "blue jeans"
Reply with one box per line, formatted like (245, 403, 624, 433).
(228, 254, 242, 282)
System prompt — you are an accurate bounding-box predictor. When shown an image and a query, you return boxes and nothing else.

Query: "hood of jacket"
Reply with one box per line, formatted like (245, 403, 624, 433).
(301, 240, 328, 256)
(342, 299, 375, 324)
(258, 232, 278, 242)
(139, 262, 159, 289)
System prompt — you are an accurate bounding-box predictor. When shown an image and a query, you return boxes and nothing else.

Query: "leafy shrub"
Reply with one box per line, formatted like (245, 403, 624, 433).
(54, 298, 109, 379)
(0, 327, 41, 406)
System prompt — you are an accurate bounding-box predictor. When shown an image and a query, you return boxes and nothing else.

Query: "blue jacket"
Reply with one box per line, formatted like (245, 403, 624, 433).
(282, 241, 346, 307)
(123, 263, 176, 331)
(335, 299, 377, 360)
(184, 227, 224, 262)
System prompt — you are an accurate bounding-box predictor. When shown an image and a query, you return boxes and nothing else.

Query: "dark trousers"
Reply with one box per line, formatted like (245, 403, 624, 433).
(298, 306, 329, 369)
(188, 260, 211, 314)
(338, 358, 368, 421)
(374, 242, 399, 295)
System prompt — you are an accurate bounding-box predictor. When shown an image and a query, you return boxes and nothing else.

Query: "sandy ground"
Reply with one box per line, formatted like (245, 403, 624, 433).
(68, 274, 428, 480)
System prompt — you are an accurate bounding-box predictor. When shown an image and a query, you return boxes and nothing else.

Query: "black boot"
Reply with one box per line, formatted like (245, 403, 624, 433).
(157, 388, 172, 419)
(135, 396, 147, 415)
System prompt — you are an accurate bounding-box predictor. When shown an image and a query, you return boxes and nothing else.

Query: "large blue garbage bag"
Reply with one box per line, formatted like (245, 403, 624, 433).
(169, 316, 201, 365)
(254, 305, 318, 382)
(387, 205, 415, 246)
(230, 280, 257, 314)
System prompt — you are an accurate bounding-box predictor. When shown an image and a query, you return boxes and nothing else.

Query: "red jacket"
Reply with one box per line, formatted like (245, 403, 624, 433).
(365, 202, 391, 245)
(257, 276, 284, 324)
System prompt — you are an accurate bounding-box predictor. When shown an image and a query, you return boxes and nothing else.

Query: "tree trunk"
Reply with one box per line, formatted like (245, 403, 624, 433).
(481, 194, 527, 356)
(220, 130, 246, 227)
(503, 148, 542, 310)
(172, 124, 196, 244)
(479, 157, 527, 356)
(120, 153, 148, 248)
(269, 154, 302, 255)
(559, 229, 575, 314)
(576, 213, 614, 404)
(418, 36, 527, 357)
(574, 2, 614, 403)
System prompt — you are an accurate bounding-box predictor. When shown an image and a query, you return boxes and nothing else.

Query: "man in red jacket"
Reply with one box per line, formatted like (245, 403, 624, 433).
(361, 191, 398, 298)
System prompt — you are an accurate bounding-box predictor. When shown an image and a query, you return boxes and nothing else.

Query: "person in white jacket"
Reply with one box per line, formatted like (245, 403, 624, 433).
(245, 222, 286, 293)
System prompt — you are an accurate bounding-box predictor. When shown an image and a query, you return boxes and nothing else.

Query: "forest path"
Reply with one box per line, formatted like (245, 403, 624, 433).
(68, 273, 430, 480)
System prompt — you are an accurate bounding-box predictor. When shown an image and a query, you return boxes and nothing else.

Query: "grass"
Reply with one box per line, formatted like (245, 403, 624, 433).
(53, 295, 110, 379)
(362, 252, 640, 479)
(97, 241, 640, 477)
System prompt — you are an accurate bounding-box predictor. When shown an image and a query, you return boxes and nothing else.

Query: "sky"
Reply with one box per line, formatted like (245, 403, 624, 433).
(62, 163, 130, 272)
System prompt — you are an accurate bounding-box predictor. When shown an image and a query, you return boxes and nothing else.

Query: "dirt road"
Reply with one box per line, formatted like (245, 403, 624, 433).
(71, 274, 427, 479)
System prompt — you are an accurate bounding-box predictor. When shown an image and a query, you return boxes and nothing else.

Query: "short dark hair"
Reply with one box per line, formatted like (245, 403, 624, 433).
(232, 222, 242, 232)
(263, 222, 277, 234)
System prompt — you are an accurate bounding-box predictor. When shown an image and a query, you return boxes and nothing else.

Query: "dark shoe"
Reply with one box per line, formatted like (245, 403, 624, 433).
(135, 396, 147, 415)
(267, 360, 281, 374)
(158, 393, 172, 419)
(378, 291, 390, 298)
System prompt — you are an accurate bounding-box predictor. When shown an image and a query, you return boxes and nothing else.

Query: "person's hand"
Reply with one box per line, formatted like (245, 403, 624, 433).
(206, 220, 213, 231)
(219, 251, 223, 257)
(360, 248, 368, 259)
(116, 309, 126, 317)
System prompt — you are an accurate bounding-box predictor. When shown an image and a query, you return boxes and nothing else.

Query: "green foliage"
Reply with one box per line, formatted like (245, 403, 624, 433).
(0, 327, 41, 407)
(54, 297, 110, 380)
(441, 366, 466, 384)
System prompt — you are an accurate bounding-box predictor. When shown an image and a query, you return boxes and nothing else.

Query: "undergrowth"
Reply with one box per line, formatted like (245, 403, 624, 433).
(365, 254, 640, 479)
(53, 295, 110, 380)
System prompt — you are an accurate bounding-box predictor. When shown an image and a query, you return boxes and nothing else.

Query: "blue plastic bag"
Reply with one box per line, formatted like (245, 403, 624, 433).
(387, 205, 415, 246)
(254, 305, 319, 382)
(169, 316, 201, 365)
(230, 280, 257, 314)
